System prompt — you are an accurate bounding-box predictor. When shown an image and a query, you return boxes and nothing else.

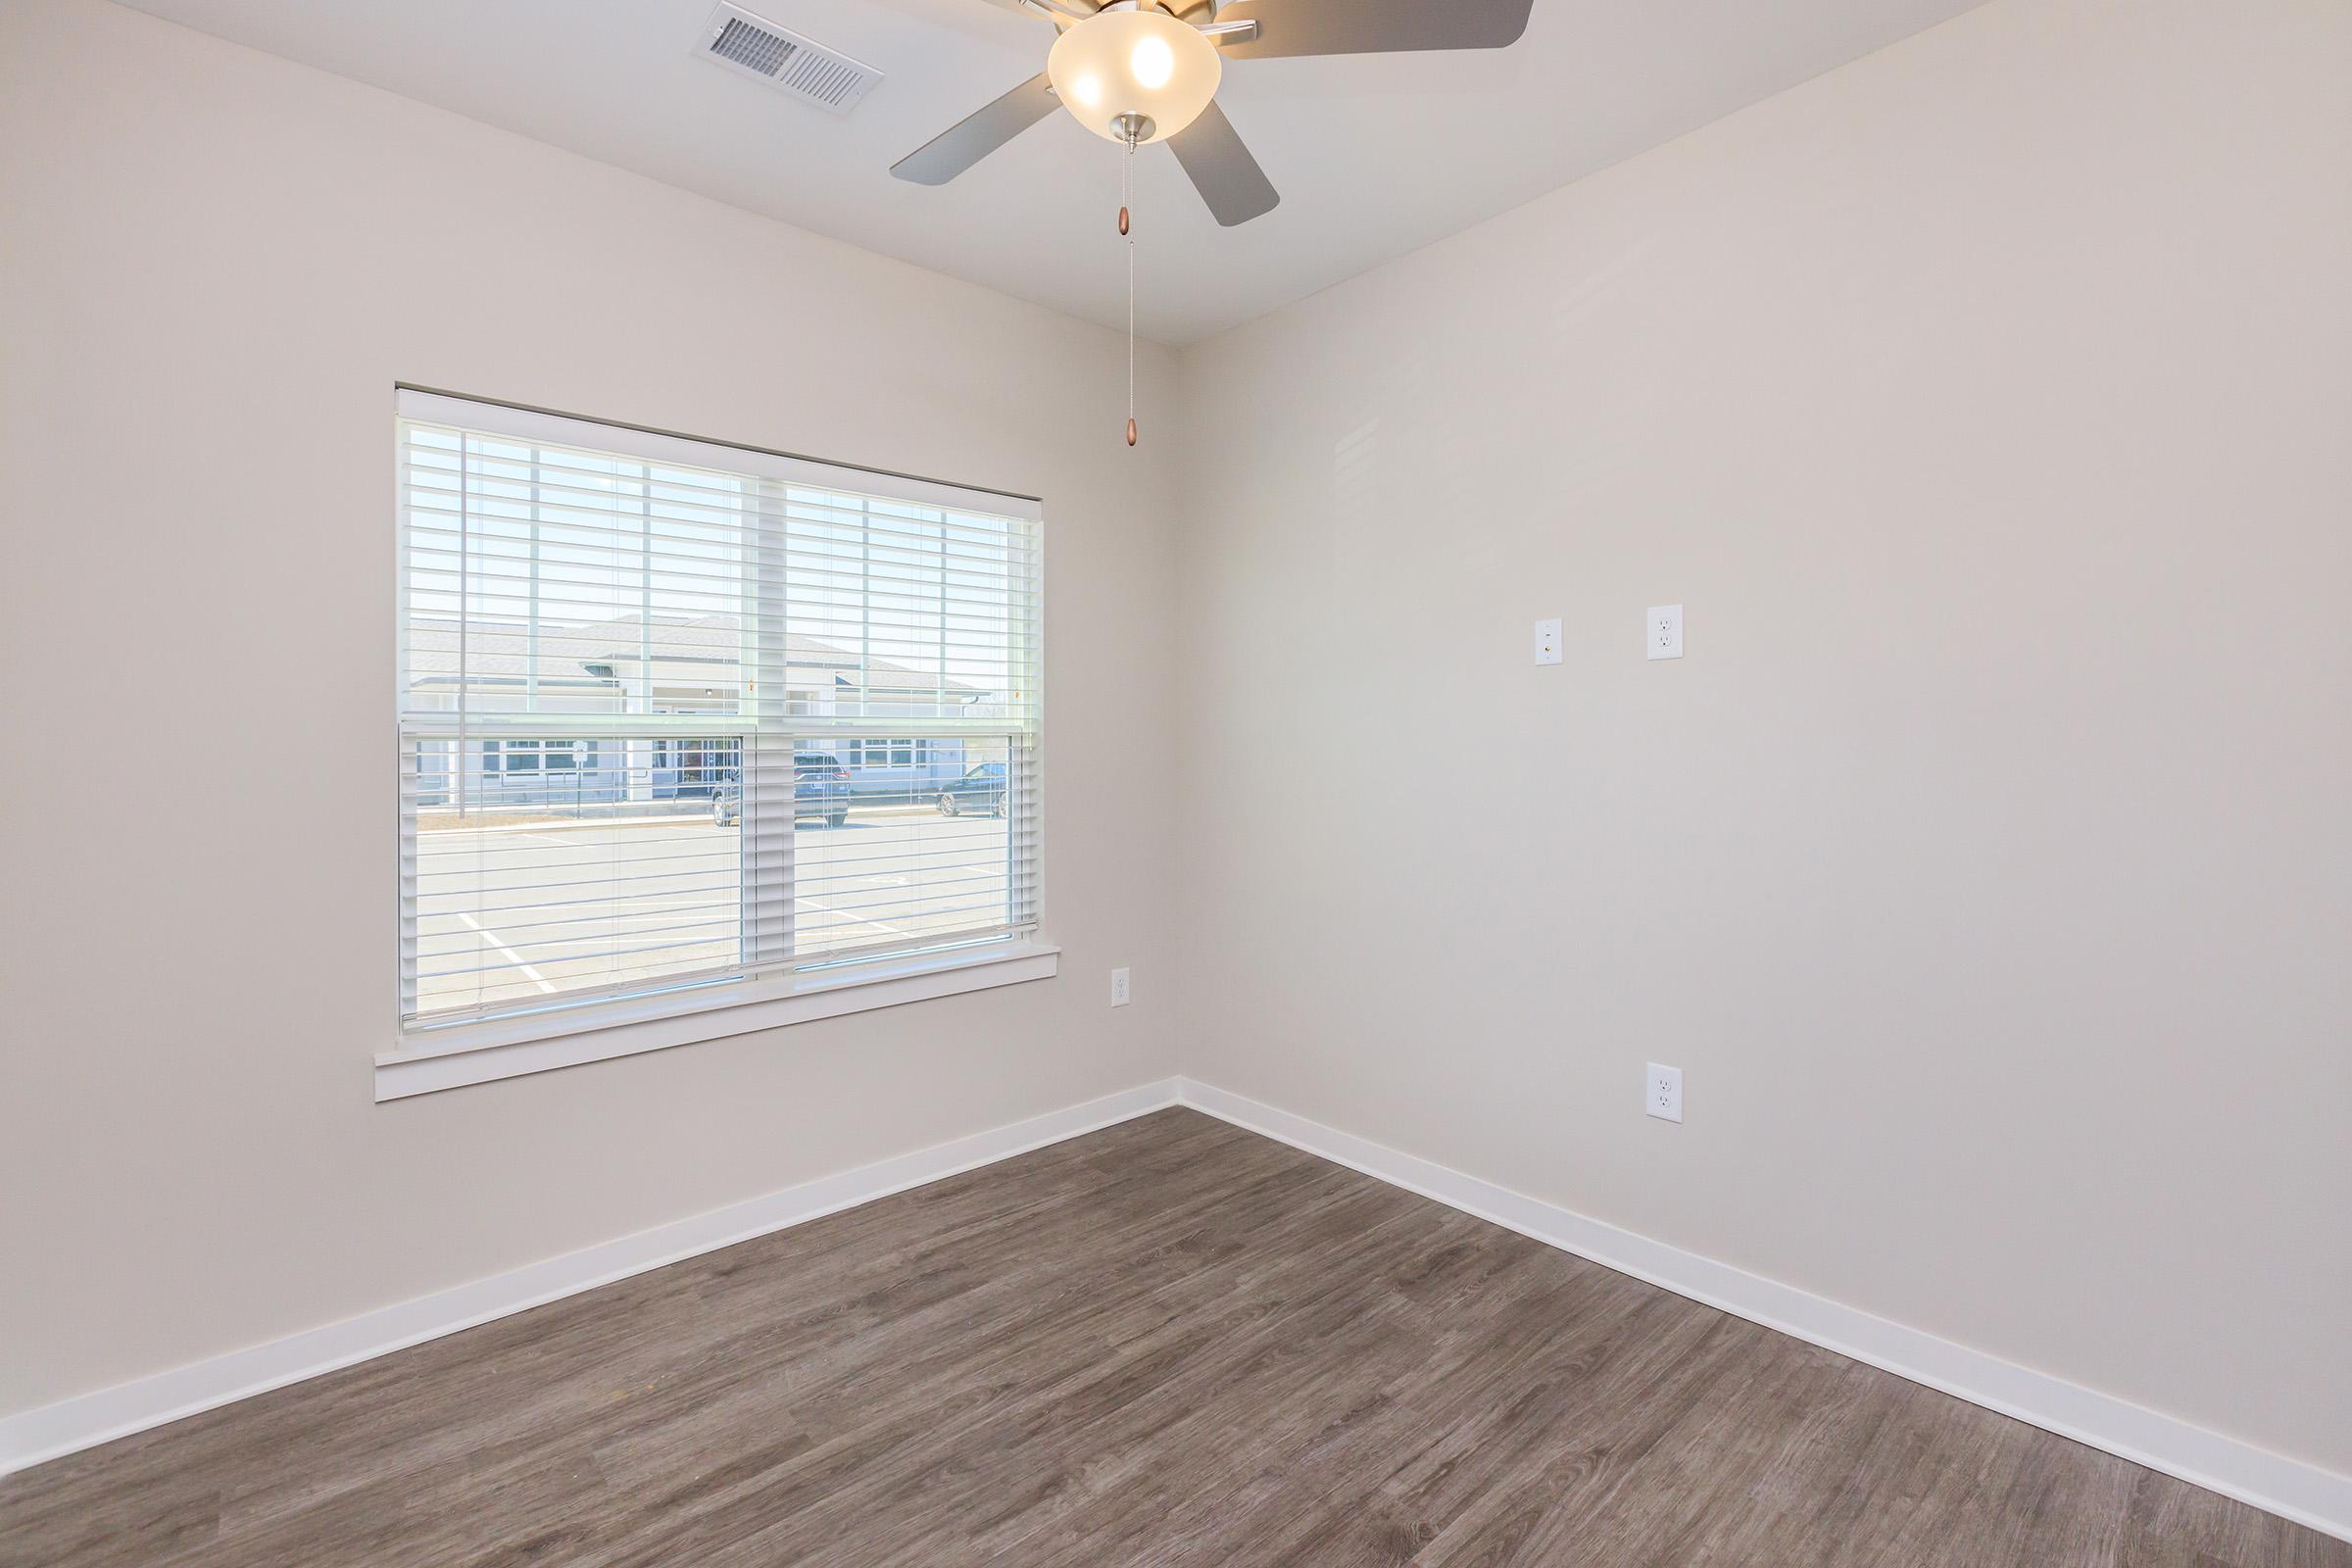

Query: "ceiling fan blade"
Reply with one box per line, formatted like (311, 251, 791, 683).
(891, 73, 1059, 186)
(1211, 0, 1532, 59)
(1168, 100, 1280, 227)
(973, 0, 1093, 20)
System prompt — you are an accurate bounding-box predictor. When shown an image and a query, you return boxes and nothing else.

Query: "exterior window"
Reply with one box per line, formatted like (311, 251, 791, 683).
(848, 738, 923, 767)
(397, 391, 1042, 1028)
(482, 739, 583, 772)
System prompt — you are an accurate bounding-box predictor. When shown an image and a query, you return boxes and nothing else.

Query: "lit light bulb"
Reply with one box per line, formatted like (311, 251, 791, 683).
(1130, 35, 1173, 90)
(1046, 8, 1221, 144)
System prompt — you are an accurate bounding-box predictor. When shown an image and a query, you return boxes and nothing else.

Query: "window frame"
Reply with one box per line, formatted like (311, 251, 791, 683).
(383, 389, 1054, 1099)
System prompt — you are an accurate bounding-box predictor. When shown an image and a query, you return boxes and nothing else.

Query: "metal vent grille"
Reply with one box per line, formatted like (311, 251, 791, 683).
(710, 15, 796, 77)
(697, 3, 883, 116)
(783, 51, 863, 108)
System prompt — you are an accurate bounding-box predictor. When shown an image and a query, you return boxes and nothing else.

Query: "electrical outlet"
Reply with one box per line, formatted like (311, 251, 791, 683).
(1645, 605, 1684, 661)
(1646, 1062, 1684, 1123)
(1110, 967, 1131, 1007)
(1534, 617, 1562, 665)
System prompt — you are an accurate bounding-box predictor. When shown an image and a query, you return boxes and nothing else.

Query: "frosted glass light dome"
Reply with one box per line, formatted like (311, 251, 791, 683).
(1046, 4, 1222, 145)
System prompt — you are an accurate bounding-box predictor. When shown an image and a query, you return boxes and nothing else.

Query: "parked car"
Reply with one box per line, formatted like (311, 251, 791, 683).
(935, 761, 1007, 818)
(710, 755, 852, 828)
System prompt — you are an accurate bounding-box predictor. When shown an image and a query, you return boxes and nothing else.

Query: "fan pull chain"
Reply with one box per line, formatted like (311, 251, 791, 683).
(1122, 131, 1137, 448)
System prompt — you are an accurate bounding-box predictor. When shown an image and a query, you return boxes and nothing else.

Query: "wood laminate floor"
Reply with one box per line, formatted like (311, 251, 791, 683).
(3, 1107, 2344, 1567)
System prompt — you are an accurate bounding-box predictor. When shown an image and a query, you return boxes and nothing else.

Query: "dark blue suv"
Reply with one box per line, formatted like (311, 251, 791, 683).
(710, 754, 852, 829)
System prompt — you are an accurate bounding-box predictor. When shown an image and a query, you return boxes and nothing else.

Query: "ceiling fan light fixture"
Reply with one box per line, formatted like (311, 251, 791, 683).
(1046, 3, 1220, 144)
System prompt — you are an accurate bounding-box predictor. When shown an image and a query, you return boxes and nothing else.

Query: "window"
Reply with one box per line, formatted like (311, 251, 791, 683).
(483, 739, 581, 772)
(396, 391, 1043, 1039)
(848, 737, 923, 768)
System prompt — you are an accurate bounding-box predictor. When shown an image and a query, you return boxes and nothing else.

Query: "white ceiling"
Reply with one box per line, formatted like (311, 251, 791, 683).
(120, 0, 1985, 344)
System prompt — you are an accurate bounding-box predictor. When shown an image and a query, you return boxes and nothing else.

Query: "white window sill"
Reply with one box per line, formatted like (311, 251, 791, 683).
(375, 939, 1060, 1102)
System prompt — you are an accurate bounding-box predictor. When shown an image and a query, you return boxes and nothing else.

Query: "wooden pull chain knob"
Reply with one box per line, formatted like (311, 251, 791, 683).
(1118, 206, 1131, 236)
(1126, 417, 1139, 448)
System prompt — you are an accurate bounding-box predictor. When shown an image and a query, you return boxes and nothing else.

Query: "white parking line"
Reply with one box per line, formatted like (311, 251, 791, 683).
(793, 896, 910, 939)
(457, 910, 558, 993)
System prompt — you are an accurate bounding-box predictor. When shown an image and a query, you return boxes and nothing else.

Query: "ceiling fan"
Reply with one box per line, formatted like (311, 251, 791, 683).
(891, 0, 1537, 227)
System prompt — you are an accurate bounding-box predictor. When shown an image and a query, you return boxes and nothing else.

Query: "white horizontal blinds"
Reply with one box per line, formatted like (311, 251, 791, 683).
(771, 483, 1042, 965)
(395, 391, 1043, 1027)
(397, 419, 768, 1022)
(787, 738, 1037, 963)
(400, 743, 750, 1018)
(778, 487, 1042, 736)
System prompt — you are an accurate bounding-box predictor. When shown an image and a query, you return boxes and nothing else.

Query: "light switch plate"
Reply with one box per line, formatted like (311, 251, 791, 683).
(1534, 617, 1562, 665)
(1646, 605, 1684, 661)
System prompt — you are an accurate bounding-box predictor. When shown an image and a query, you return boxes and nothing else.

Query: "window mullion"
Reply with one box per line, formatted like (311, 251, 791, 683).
(397, 735, 421, 1019)
(1010, 515, 1044, 934)
(742, 477, 794, 974)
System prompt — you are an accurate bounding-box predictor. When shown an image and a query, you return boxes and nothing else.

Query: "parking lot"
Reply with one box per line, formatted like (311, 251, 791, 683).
(413, 804, 1011, 1016)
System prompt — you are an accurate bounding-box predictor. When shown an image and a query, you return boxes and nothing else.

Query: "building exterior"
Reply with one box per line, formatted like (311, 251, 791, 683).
(404, 612, 999, 808)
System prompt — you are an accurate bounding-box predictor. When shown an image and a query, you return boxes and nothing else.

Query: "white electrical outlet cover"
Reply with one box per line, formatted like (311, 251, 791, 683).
(1534, 617, 1562, 665)
(1110, 967, 1131, 1007)
(1646, 605, 1684, 661)
(1646, 1061, 1684, 1122)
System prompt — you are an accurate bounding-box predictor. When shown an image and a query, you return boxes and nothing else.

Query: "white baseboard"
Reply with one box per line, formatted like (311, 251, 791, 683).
(0, 1078, 1181, 1481)
(11, 1074, 2345, 1547)
(1173, 1077, 2352, 1546)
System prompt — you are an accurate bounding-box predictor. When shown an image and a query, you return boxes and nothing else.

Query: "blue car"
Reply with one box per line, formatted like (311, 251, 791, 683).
(710, 754, 852, 828)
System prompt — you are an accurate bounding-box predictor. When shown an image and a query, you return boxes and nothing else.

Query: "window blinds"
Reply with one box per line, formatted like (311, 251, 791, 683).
(395, 391, 1043, 1028)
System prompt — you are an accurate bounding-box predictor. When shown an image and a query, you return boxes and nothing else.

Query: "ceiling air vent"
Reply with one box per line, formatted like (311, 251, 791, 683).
(696, 2, 882, 116)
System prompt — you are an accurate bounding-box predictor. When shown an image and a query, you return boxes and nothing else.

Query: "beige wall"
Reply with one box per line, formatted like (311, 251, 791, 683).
(0, 0, 1182, 1415)
(1175, 0, 2351, 1477)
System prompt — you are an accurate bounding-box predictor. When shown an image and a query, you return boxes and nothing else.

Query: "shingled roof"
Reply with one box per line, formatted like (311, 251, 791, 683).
(406, 612, 981, 692)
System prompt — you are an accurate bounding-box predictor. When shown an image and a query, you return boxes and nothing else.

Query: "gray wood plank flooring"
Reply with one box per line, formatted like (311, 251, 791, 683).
(3, 1107, 2343, 1566)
